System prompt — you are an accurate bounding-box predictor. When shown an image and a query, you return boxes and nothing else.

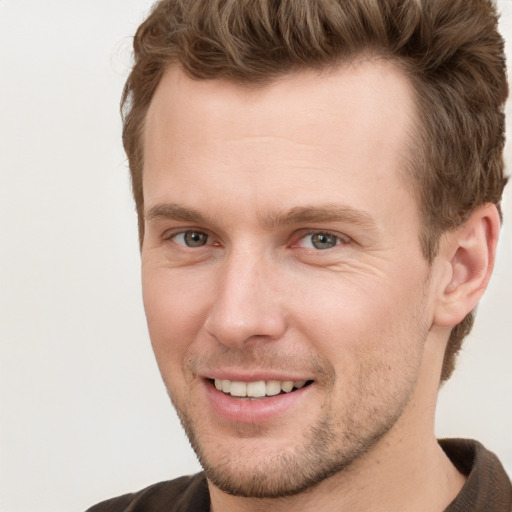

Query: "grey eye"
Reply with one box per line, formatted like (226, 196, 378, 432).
(174, 231, 209, 247)
(309, 233, 339, 250)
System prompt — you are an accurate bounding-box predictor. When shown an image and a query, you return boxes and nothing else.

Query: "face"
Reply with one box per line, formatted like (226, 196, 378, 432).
(142, 61, 437, 498)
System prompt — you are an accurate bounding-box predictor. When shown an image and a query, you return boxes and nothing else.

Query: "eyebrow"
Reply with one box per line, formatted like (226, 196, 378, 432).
(145, 203, 213, 224)
(145, 202, 378, 232)
(262, 205, 378, 231)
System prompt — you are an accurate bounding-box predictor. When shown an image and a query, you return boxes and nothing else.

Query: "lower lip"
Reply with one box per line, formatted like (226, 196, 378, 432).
(203, 380, 312, 424)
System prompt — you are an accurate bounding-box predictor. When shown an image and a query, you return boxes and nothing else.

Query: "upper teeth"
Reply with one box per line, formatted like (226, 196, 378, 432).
(214, 379, 307, 398)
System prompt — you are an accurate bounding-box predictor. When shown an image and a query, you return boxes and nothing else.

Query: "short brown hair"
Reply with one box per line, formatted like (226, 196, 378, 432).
(122, 0, 508, 381)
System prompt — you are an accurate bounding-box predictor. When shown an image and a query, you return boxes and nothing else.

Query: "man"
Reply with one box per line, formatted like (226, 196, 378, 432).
(88, 0, 511, 510)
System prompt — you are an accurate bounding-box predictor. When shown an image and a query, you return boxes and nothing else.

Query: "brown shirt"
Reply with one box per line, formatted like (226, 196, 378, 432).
(86, 439, 511, 512)
(441, 439, 511, 512)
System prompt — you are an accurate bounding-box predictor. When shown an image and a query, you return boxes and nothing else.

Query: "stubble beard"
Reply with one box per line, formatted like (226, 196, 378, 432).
(168, 382, 414, 499)
(163, 301, 429, 499)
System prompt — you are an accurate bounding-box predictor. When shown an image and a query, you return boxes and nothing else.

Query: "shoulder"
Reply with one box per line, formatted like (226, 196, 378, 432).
(440, 439, 512, 512)
(85, 472, 209, 512)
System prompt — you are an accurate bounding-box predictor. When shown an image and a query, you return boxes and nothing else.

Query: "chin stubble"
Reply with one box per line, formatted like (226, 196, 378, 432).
(167, 327, 426, 499)
(170, 386, 410, 499)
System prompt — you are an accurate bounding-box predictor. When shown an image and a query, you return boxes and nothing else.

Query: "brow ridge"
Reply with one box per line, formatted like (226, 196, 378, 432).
(145, 202, 377, 231)
(261, 204, 377, 230)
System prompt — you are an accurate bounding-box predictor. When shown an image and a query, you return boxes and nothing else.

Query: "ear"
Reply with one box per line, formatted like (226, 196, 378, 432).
(433, 203, 501, 328)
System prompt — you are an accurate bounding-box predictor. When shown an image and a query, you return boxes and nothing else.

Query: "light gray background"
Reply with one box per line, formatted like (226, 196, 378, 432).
(0, 1, 510, 511)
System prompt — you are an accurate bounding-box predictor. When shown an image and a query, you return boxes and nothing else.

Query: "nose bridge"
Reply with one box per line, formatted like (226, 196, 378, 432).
(205, 245, 285, 348)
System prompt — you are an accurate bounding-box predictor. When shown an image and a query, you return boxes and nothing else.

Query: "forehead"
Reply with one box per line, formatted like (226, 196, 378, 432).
(143, 59, 418, 232)
(145, 58, 416, 152)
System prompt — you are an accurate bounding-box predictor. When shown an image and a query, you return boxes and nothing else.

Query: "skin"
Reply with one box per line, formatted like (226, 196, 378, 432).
(141, 60, 498, 511)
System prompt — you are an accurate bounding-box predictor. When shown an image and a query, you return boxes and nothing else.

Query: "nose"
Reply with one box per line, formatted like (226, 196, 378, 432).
(204, 250, 287, 349)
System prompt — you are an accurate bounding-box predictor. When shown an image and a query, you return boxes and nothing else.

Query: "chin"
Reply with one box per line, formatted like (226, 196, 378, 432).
(175, 404, 394, 499)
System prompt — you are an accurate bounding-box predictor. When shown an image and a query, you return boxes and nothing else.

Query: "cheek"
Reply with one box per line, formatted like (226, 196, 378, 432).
(298, 278, 428, 426)
(142, 266, 211, 367)
(290, 268, 429, 368)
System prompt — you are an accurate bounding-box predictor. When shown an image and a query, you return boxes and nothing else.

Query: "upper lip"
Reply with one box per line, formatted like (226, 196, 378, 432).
(199, 370, 314, 382)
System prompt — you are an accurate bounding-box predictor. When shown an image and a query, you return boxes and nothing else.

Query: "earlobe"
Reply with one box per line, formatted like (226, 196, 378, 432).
(433, 204, 501, 328)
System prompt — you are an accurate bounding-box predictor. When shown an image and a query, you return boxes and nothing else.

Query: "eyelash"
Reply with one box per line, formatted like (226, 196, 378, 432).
(167, 230, 213, 248)
(295, 231, 347, 250)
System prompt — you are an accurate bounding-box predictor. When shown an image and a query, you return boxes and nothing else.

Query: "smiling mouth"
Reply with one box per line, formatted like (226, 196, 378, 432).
(212, 379, 313, 399)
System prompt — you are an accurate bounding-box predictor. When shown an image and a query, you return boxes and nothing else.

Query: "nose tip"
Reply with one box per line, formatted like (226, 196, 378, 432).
(204, 258, 286, 349)
(206, 308, 286, 348)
